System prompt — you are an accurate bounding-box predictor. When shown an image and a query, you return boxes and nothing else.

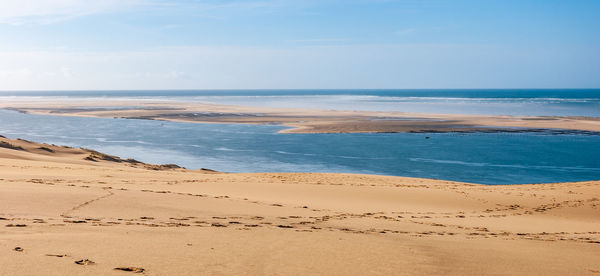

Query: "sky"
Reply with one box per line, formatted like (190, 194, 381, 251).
(0, 0, 599, 90)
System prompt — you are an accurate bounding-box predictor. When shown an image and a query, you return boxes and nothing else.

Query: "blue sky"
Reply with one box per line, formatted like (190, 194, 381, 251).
(0, 0, 598, 90)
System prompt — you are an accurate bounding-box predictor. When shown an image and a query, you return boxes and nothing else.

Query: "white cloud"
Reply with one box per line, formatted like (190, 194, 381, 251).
(0, 0, 301, 25)
(0, 44, 597, 90)
(0, 68, 33, 78)
(0, 0, 146, 25)
(60, 66, 73, 78)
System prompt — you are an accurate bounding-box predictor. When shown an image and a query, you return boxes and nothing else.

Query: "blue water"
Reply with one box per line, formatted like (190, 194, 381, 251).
(1, 89, 600, 116)
(0, 109, 598, 185)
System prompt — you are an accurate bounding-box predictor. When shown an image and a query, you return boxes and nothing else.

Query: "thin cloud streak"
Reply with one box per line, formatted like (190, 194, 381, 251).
(0, 0, 303, 25)
(285, 38, 353, 43)
(1, 44, 597, 90)
(0, 0, 147, 25)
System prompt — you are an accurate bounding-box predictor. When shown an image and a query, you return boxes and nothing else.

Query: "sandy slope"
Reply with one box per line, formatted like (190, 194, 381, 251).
(0, 137, 599, 275)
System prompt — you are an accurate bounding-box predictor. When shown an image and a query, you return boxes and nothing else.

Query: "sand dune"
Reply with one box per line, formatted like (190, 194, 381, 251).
(1, 136, 599, 275)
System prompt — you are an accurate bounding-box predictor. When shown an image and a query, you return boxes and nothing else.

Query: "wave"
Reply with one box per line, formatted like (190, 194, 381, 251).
(215, 147, 236, 151)
(273, 150, 394, 160)
(181, 94, 600, 101)
(409, 158, 600, 172)
(213, 147, 255, 152)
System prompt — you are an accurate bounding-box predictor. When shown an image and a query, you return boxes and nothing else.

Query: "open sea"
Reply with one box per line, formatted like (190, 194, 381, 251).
(1, 89, 599, 184)
(2, 89, 600, 116)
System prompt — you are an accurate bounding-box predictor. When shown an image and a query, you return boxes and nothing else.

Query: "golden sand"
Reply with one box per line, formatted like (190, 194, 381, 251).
(1, 136, 599, 275)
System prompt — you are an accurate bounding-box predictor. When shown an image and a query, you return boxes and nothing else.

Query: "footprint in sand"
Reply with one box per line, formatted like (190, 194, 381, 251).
(46, 254, 68, 258)
(114, 267, 145, 273)
(74, 259, 95, 265)
(6, 224, 27, 227)
(64, 220, 87, 224)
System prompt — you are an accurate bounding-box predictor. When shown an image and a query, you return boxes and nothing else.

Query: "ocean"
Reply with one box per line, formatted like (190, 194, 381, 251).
(0, 89, 599, 184)
(1, 89, 600, 116)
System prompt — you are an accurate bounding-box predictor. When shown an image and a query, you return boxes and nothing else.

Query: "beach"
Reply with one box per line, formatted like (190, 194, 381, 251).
(1, 93, 599, 275)
(3, 0, 599, 274)
(2, 98, 600, 134)
(1, 136, 599, 275)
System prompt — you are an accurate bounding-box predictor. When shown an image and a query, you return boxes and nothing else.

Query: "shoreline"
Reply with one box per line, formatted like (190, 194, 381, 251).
(1, 135, 598, 185)
(1, 136, 599, 275)
(1, 99, 600, 134)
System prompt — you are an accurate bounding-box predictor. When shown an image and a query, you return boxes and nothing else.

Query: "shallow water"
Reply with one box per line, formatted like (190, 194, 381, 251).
(2, 89, 599, 116)
(1, 109, 598, 185)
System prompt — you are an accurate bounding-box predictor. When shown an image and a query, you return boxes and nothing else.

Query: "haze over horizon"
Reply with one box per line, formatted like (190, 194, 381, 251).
(1, 0, 599, 90)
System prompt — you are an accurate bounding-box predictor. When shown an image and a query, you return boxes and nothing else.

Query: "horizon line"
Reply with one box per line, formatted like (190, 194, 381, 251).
(1, 88, 599, 92)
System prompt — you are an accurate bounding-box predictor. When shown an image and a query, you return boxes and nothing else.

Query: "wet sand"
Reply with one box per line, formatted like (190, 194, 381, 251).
(1, 136, 599, 275)
(1, 99, 600, 134)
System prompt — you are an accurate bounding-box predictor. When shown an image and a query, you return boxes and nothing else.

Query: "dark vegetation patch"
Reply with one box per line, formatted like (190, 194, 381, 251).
(37, 146, 55, 153)
(83, 149, 185, 170)
(0, 141, 25, 151)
